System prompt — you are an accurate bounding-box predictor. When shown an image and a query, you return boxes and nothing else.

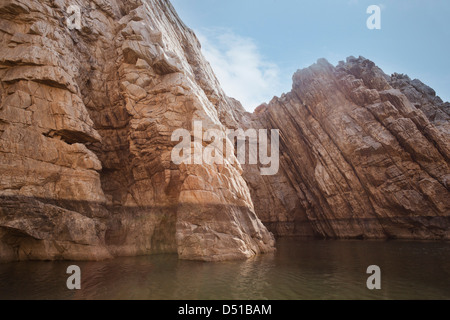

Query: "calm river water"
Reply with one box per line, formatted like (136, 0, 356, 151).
(0, 239, 449, 300)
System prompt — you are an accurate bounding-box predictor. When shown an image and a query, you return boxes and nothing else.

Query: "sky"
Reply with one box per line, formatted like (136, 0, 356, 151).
(171, 0, 450, 111)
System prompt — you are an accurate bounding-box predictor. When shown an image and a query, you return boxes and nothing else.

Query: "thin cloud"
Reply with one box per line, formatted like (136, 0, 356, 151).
(197, 29, 282, 112)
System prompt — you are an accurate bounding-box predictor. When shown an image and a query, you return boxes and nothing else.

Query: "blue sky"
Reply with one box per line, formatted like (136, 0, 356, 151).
(171, 0, 450, 111)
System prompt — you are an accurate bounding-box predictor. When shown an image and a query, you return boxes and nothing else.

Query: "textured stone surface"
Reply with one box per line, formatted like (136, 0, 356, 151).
(0, 1, 448, 263)
(242, 57, 449, 240)
(0, 0, 274, 262)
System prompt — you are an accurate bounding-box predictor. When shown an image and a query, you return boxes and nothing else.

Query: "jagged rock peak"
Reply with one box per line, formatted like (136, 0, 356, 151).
(241, 56, 449, 239)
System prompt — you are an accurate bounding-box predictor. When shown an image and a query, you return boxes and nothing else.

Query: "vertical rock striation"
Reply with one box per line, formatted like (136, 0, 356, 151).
(243, 57, 449, 240)
(0, 0, 274, 262)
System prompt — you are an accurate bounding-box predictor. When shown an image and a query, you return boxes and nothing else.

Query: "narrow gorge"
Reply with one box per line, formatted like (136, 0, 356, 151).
(0, 0, 448, 263)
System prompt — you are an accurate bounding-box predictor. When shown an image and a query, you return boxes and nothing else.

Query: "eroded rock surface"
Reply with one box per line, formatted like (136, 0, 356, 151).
(242, 57, 449, 239)
(0, 0, 274, 262)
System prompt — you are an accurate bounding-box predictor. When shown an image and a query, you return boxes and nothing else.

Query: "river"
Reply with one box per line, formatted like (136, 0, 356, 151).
(0, 239, 449, 300)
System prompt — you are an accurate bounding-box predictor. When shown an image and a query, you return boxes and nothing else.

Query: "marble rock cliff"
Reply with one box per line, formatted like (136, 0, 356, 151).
(0, 0, 449, 263)
(242, 57, 449, 239)
(0, 0, 274, 262)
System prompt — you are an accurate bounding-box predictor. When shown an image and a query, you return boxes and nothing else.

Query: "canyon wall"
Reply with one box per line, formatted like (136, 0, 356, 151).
(0, 0, 448, 263)
(0, 0, 274, 262)
(242, 57, 449, 239)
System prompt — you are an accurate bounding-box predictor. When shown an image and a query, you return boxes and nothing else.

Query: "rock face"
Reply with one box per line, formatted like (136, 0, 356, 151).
(0, 0, 274, 262)
(0, 1, 448, 263)
(242, 57, 449, 239)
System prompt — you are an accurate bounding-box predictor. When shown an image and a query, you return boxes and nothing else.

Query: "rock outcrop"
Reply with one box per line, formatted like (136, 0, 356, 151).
(242, 57, 449, 239)
(0, 0, 448, 263)
(0, 0, 274, 262)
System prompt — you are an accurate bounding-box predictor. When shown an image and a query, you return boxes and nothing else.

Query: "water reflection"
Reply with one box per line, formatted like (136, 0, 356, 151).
(0, 239, 449, 300)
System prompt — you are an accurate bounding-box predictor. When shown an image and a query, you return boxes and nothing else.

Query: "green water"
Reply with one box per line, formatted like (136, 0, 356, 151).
(0, 239, 449, 300)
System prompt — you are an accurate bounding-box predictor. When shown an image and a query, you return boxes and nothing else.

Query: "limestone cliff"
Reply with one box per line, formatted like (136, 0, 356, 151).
(0, 0, 448, 263)
(0, 0, 274, 262)
(242, 57, 449, 239)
